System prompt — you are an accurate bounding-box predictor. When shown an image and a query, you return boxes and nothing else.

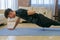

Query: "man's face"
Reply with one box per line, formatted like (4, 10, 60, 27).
(8, 11, 16, 18)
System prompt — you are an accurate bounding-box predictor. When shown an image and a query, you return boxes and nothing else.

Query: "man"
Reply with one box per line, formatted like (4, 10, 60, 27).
(4, 8, 60, 30)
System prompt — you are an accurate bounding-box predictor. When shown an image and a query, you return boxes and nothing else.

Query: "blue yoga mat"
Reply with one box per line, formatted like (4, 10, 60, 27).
(0, 28, 60, 36)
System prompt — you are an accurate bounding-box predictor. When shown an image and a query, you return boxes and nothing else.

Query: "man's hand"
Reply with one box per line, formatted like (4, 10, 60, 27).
(8, 28, 15, 30)
(8, 26, 16, 30)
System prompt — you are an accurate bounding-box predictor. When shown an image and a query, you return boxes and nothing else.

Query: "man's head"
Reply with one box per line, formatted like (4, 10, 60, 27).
(4, 8, 16, 18)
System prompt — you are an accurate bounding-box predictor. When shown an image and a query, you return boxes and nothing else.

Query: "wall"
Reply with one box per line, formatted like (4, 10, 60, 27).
(18, 0, 30, 7)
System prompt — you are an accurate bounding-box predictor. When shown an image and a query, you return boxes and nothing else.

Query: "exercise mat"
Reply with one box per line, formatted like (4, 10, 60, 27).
(0, 28, 60, 36)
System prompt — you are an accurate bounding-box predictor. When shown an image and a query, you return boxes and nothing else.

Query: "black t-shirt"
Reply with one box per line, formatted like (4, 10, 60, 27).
(15, 9, 55, 27)
(16, 9, 29, 20)
(16, 9, 38, 23)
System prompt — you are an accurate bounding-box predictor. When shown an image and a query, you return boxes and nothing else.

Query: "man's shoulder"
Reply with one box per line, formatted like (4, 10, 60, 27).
(17, 9, 27, 11)
(16, 8, 27, 12)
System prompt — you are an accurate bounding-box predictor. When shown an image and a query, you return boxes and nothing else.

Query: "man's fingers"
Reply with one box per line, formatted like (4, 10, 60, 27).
(8, 28, 15, 30)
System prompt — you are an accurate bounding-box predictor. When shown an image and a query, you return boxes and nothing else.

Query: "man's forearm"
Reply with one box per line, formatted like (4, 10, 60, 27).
(14, 17, 20, 29)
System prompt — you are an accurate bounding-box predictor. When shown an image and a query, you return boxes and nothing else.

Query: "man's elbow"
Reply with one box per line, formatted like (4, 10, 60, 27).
(27, 10, 35, 15)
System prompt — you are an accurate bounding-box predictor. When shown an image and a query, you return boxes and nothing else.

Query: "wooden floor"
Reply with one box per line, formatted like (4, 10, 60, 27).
(0, 36, 60, 40)
(0, 22, 60, 40)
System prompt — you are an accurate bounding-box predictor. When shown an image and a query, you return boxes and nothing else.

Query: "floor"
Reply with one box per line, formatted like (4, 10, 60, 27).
(0, 36, 60, 40)
(0, 23, 60, 40)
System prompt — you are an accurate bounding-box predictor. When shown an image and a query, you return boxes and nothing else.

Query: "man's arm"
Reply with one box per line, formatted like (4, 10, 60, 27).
(13, 17, 20, 29)
(27, 10, 36, 15)
(9, 17, 20, 30)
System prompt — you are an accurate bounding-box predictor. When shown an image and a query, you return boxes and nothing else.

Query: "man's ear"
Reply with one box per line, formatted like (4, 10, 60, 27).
(8, 14, 10, 17)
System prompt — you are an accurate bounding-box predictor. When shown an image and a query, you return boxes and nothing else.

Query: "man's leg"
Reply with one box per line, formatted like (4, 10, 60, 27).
(50, 20, 60, 26)
(32, 13, 60, 27)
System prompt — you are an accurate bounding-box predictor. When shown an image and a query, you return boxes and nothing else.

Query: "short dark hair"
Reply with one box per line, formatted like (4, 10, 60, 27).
(4, 8, 13, 18)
